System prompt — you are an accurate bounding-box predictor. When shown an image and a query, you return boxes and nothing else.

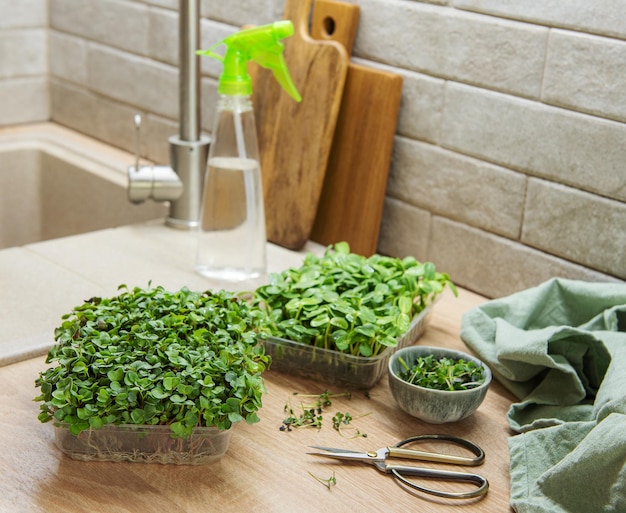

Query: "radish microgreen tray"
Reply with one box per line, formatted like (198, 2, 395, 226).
(35, 285, 270, 438)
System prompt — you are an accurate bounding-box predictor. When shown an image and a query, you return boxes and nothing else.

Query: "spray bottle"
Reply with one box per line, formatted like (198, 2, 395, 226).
(195, 21, 301, 281)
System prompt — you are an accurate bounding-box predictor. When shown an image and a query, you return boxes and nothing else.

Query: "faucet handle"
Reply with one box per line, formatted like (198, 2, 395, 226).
(133, 114, 142, 172)
(128, 114, 153, 203)
(127, 113, 183, 204)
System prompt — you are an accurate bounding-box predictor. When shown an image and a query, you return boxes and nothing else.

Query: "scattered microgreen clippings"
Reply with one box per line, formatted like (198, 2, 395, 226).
(293, 390, 351, 409)
(252, 242, 457, 357)
(308, 471, 336, 490)
(280, 397, 323, 431)
(34, 285, 270, 438)
(279, 390, 369, 438)
(398, 355, 486, 391)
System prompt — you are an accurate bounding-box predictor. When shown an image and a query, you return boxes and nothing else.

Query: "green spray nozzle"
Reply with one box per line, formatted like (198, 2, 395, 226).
(197, 20, 302, 102)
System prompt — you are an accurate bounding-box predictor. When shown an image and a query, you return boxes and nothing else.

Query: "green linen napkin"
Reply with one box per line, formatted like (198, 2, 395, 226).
(460, 278, 626, 513)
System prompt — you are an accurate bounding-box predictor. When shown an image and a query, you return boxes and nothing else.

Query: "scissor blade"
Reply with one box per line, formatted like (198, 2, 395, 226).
(309, 446, 362, 454)
(307, 446, 386, 463)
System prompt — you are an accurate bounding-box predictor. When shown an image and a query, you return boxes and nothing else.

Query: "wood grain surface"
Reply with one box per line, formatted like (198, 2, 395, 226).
(250, 0, 350, 250)
(309, 0, 403, 256)
(0, 287, 516, 513)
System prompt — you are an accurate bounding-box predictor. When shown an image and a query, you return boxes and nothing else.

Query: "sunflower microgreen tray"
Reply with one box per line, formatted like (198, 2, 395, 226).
(252, 242, 456, 388)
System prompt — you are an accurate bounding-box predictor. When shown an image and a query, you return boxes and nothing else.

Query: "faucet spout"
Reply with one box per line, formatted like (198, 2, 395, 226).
(167, 0, 210, 229)
(179, 0, 201, 143)
(128, 0, 210, 230)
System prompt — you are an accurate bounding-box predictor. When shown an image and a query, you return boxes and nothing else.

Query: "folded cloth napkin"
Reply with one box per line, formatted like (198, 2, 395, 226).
(460, 278, 626, 513)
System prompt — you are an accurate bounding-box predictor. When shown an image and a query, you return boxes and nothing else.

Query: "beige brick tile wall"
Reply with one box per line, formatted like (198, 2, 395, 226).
(428, 218, 621, 298)
(0, 77, 49, 126)
(388, 138, 527, 238)
(49, 32, 88, 86)
(352, 0, 549, 98)
(543, 30, 626, 123)
(87, 45, 178, 119)
(2, 0, 624, 297)
(0, 29, 47, 79)
(442, 84, 626, 202)
(143, 0, 178, 9)
(148, 7, 178, 64)
(379, 197, 431, 263)
(452, 0, 626, 40)
(0, 0, 47, 29)
(522, 180, 626, 278)
(199, 0, 281, 26)
(0, 0, 48, 124)
(50, 0, 151, 55)
(392, 68, 444, 143)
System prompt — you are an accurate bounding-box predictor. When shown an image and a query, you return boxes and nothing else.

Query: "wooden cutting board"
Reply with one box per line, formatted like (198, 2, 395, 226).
(250, 0, 351, 250)
(309, 0, 403, 256)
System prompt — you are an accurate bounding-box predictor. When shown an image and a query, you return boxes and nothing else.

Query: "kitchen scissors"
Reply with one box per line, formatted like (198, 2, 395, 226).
(308, 434, 489, 499)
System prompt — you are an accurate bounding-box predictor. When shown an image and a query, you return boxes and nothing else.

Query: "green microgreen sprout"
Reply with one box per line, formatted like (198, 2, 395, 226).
(332, 411, 352, 429)
(34, 284, 270, 439)
(331, 411, 371, 439)
(252, 242, 457, 358)
(308, 471, 337, 490)
(398, 355, 486, 391)
(280, 397, 323, 431)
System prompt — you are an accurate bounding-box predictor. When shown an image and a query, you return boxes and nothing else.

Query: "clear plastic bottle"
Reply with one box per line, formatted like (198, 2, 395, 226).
(195, 21, 301, 281)
(195, 95, 265, 280)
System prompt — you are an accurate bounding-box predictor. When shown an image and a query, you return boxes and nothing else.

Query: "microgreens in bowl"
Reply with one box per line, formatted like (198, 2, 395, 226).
(397, 355, 486, 391)
(388, 346, 492, 423)
(252, 242, 457, 357)
(35, 285, 270, 438)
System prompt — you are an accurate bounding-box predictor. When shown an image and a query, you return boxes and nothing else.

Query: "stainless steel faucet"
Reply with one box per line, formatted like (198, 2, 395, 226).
(127, 0, 210, 230)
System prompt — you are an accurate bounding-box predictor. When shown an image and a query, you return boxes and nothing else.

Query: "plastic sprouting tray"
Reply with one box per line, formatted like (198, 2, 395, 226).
(53, 423, 233, 465)
(261, 303, 434, 389)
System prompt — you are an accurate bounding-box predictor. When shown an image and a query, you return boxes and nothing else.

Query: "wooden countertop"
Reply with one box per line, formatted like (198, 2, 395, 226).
(0, 286, 516, 513)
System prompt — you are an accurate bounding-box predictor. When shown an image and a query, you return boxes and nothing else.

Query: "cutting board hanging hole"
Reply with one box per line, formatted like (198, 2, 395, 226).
(311, 0, 359, 54)
(322, 16, 336, 36)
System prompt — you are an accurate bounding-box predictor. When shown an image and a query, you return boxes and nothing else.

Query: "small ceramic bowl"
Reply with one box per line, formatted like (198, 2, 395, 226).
(388, 346, 492, 424)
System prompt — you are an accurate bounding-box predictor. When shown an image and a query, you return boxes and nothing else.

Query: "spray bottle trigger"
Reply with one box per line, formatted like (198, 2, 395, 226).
(260, 52, 302, 102)
(196, 20, 302, 101)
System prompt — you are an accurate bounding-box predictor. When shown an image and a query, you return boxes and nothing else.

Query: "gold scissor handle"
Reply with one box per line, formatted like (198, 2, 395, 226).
(390, 434, 485, 466)
(387, 434, 488, 499)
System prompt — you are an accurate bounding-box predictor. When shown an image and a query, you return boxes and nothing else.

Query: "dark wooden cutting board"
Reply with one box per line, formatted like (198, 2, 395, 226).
(250, 0, 352, 250)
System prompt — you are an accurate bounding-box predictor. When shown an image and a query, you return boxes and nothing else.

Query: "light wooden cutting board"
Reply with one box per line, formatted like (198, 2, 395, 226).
(250, 0, 351, 250)
(309, 0, 403, 256)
